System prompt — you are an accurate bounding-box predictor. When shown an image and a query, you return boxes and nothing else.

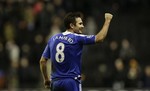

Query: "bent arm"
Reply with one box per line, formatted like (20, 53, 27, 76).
(95, 13, 113, 43)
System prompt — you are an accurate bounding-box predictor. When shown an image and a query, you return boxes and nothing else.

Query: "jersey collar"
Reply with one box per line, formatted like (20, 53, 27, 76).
(62, 31, 73, 35)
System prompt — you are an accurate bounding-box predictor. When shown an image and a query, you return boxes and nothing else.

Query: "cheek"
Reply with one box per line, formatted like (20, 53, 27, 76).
(74, 26, 79, 29)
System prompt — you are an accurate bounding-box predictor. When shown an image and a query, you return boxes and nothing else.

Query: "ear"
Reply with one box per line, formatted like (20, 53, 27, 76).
(70, 23, 74, 29)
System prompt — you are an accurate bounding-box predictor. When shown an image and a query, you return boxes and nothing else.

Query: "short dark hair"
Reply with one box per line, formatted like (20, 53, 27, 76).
(64, 12, 83, 29)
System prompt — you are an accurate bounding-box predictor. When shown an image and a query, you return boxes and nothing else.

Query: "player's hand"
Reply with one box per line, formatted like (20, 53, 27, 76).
(44, 80, 51, 89)
(105, 13, 113, 21)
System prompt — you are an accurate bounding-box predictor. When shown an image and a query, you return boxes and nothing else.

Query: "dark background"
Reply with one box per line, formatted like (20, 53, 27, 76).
(0, 0, 150, 90)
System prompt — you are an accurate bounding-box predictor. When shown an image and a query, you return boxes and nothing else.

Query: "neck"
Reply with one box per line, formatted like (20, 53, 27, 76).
(67, 29, 74, 33)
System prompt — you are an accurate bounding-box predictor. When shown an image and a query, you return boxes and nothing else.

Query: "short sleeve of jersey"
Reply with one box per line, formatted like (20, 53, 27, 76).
(76, 34, 96, 45)
(42, 43, 51, 59)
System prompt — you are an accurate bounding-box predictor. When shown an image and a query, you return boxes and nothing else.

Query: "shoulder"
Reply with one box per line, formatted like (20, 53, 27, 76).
(74, 34, 94, 38)
(52, 33, 62, 37)
(74, 34, 87, 37)
(48, 33, 62, 42)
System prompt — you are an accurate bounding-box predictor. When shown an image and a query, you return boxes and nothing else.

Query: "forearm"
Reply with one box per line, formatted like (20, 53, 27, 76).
(95, 20, 111, 42)
(40, 57, 49, 81)
(95, 13, 113, 43)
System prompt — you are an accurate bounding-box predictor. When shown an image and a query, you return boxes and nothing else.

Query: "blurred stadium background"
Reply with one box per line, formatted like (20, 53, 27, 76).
(0, 0, 150, 91)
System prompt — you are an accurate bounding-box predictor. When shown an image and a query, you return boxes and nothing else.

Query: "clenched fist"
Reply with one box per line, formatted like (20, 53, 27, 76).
(105, 13, 113, 21)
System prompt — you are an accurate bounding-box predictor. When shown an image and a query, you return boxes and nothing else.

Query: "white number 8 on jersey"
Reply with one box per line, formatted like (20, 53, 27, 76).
(55, 43, 65, 63)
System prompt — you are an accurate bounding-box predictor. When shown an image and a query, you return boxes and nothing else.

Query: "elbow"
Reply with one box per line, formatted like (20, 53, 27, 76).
(39, 57, 47, 65)
(95, 35, 105, 43)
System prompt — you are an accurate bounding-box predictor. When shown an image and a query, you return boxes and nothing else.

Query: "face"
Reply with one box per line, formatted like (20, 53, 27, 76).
(73, 17, 84, 34)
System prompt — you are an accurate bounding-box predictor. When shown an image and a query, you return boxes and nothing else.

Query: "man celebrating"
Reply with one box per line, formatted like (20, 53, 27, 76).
(40, 12, 113, 91)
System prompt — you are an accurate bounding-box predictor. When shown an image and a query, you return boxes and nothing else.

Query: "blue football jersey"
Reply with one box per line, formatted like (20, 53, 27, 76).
(42, 31, 95, 79)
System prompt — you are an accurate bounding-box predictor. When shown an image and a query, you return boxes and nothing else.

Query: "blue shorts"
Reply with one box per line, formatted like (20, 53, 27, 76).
(51, 78, 81, 91)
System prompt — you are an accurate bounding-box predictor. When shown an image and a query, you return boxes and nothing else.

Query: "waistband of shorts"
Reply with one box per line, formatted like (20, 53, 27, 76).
(52, 75, 81, 81)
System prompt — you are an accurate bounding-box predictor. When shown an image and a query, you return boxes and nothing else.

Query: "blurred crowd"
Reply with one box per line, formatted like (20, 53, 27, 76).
(0, 0, 150, 90)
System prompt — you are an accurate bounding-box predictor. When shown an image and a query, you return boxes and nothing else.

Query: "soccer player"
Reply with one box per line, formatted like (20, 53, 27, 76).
(40, 12, 113, 91)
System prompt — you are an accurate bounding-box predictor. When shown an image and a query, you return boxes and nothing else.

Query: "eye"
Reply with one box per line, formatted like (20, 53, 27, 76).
(79, 23, 83, 25)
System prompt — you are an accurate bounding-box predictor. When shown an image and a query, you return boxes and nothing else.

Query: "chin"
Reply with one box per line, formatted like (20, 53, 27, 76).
(78, 30, 83, 34)
(75, 30, 82, 34)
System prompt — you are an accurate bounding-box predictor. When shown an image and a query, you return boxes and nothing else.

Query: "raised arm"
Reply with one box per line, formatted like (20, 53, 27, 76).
(40, 56, 51, 88)
(95, 13, 113, 43)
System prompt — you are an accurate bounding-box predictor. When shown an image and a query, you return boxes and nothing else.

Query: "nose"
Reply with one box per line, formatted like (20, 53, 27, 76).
(82, 24, 84, 28)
